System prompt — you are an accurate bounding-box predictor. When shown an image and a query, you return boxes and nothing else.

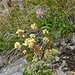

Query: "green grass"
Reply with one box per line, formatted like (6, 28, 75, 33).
(0, 0, 75, 53)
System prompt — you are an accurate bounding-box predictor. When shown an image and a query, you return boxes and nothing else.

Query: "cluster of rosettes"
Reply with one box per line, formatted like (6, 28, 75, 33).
(44, 48, 59, 61)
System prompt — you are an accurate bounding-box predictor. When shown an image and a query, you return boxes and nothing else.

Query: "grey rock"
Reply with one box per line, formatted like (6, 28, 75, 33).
(63, 56, 66, 59)
(55, 56, 59, 61)
(66, 71, 75, 75)
(53, 66, 66, 75)
(53, 42, 60, 47)
(55, 69, 66, 75)
(2, 66, 13, 74)
(60, 46, 63, 50)
(60, 60, 66, 67)
(0, 73, 5, 75)
(12, 56, 27, 66)
(66, 45, 75, 50)
(8, 56, 18, 64)
(0, 56, 27, 75)
(61, 41, 66, 47)
(64, 67, 68, 70)
(71, 34, 75, 44)
(10, 72, 23, 75)
(0, 56, 3, 67)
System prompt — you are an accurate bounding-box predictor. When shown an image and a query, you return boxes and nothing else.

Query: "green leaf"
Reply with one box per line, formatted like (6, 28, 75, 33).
(41, 26, 50, 30)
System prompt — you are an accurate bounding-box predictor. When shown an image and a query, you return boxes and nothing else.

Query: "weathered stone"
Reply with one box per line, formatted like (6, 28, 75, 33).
(0, 56, 3, 68)
(10, 72, 23, 75)
(0, 56, 27, 75)
(53, 68, 66, 75)
(66, 71, 75, 75)
(71, 34, 75, 45)
(55, 56, 59, 61)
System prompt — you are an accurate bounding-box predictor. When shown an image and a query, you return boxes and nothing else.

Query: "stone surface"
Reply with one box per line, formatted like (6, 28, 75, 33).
(53, 67, 66, 75)
(71, 34, 75, 44)
(66, 46, 75, 50)
(10, 72, 23, 75)
(0, 56, 27, 75)
(0, 56, 3, 67)
(66, 71, 75, 75)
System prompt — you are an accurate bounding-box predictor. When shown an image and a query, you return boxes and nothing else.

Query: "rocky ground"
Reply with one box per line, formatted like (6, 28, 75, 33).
(0, 33, 75, 75)
(54, 33, 75, 72)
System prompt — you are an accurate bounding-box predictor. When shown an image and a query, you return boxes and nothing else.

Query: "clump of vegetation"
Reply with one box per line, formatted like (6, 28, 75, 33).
(0, 0, 74, 53)
(14, 23, 59, 75)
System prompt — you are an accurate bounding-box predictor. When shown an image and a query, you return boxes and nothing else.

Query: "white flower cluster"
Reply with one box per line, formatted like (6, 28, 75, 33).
(23, 38, 35, 48)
